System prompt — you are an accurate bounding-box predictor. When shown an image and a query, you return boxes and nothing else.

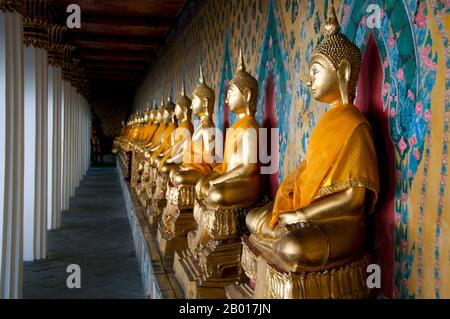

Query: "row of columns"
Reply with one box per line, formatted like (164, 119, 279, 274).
(0, 4, 91, 298)
(62, 82, 91, 212)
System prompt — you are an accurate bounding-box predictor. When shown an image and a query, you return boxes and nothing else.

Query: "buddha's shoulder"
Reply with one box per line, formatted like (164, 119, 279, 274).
(343, 106, 370, 126)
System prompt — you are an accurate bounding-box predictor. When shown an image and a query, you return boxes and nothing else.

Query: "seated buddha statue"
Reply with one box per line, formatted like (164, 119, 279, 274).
(195, 49, 262, 210)
(155, 84, 196, 259)
(170, 67, 217, 189)
(139, 101, 166, 202)
(157, 83, 194, 176)
(173, 51, 264, 299)
(134, 103, 159, 196)
(149, 97, 178, 169)
(157, 76, 216, 260)
(147, 97, 179, 224)
(138, 101, 159, 151)
(231, 3, 380, 299)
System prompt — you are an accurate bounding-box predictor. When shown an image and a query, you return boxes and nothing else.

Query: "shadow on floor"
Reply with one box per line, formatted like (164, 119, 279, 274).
(23, 166, 144, 299)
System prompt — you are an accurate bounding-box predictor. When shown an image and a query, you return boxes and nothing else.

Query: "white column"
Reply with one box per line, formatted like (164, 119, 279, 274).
(62, 81, 70, 210)
(0, 9, 24, 299)
(75, 93, 80, 187)
(23, 45, 48, 261)
(48, 65, 62, 230)
(85, 102, 89, 172)
(69, 89, 74, 197)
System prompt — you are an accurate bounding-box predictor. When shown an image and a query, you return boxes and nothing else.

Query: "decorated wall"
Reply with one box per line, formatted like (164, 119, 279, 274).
(132, 0, 450, 299)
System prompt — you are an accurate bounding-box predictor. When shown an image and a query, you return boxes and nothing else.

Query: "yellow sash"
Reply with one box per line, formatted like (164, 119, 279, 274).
(157, 120, 194, 171)
(148, 123, 167, 148)
(151, 122, 177, 162)
(270, 104, 379, 228)
(181, 118, 217, 175)
(213, 115, 260, 175)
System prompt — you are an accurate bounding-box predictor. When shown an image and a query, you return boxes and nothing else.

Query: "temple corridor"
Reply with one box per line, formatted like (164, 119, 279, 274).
(23, 167, 143, 299)
(1, 0, 450, 301)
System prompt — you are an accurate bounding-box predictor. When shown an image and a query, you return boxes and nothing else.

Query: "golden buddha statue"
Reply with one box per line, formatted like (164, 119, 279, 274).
(138, 101, 159, 151)
(157, 83, 194, 177)
(173, 50, 265, 299)
(156, 84, 196, 261)
(134, 102, 159, 199)
(148, 96, 179, 225)
(227, 3, 379, 299)
(170, 67, 217, 188)
(138, 100, 166, 206)
(157, 68, 218, 248)
(120, 113, 144, 181)
(135, 100, 162, 208)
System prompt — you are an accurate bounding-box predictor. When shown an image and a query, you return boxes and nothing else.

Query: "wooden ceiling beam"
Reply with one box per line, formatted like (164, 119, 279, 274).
(80, 49, 154, 59)
(72, 33, 164, 46)
(81, 12, 176, 28)
(81, 54, 149, 62)
(73, 40, 159, 52)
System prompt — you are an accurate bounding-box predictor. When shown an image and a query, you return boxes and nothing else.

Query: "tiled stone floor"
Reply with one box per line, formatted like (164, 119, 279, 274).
(23, 166, 144, 299)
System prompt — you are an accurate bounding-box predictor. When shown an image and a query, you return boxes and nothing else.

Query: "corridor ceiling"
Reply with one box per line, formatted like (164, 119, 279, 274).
(57, 0, 190, 100)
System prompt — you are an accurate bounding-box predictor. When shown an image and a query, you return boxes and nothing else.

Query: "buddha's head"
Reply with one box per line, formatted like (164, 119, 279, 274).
(227, 48, 258, 116)
(163, 95, 175, 124)
(139, 113, 146, 125)
(307, 2, 361, 105)
(175, 82, 192, 121)
(156, 99, 164, 123)
(192, 66, 215, 118)
(150, 100, 158, 123)
(144, 104, 152, 123)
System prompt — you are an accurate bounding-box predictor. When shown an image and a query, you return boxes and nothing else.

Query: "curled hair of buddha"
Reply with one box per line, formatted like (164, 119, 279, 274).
(229, 47, 259, 114)
(312, 1, 362, 102)
(193, 65, 215, 116)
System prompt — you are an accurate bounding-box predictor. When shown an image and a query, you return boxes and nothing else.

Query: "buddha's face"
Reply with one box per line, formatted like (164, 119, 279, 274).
(163, 109, 171, 122)
(175, 104, 184, 120)
(226, 83, 246, 114)
(156, 111, 163, 123)
(192, 95, 204, 116)
(307, 55, 341, 104)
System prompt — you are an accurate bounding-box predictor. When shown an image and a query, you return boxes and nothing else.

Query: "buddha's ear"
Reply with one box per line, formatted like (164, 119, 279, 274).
(202, 96, 209, 108)
(202, 97, 209, 116)
(337, 59, 351, 105)
(244, 88, 252, 104)
(338, 59, 351, 82)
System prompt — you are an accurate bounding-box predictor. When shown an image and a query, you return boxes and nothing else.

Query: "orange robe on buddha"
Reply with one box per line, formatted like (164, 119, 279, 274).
(157, 120, 194, 171)
(270, 103, 379, 228)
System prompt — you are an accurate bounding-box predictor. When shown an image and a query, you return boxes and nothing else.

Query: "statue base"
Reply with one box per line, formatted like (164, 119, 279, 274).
(173, 199, 268, 299)
(173, 243, 242, 299)
(130, 142, 145, 189)
(225, 234, 373, 299)
(157, 185, 197, 262)
(148, 173, 168, 226)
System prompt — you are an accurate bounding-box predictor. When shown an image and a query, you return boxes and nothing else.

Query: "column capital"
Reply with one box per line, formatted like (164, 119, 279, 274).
(61, 44, 76, 82)
(47, 24, 67, 67)
(22, 0, 52, 48)
(0, 0, 24, 14)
